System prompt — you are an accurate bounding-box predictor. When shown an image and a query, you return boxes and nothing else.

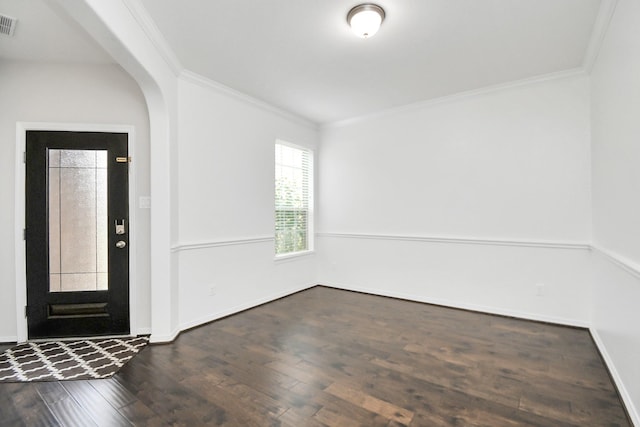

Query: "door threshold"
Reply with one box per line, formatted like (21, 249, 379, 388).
(27, 334, 140, 343)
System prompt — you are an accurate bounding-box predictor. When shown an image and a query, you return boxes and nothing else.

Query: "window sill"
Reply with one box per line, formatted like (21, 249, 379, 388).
(274, 250, 315, 262)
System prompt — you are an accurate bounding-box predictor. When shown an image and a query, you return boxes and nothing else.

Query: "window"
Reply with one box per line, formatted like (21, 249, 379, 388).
(275, 141, 313, 256)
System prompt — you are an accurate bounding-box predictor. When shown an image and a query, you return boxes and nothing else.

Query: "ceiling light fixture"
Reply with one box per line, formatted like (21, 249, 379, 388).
(347, 4, 385, 39)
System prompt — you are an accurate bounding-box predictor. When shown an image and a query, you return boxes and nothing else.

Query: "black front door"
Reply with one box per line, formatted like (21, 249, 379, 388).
(25, 131, 130, 339)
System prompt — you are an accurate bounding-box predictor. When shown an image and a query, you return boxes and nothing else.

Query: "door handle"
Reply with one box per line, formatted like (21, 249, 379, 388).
(115, 240, 127, 249)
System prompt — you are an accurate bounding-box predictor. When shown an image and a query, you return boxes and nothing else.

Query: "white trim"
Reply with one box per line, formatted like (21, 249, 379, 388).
(180, 70, 317, 130)
(583, 0, 619, 73)
(317, 232, 591, 250)
(121, 0, 183, 76)
(15, 122, 139, 342)
(149, 328, 181, 344)
(590, 327, 640, 427)
(179, 283, 316, 332)
(171, 236, 274, 253)
(323, 68, 587, 128)
(275, 139, 314, 151)
(591, 244, 640, 280)
(149, 283, 317, 343)
(0, 336, 17, 344)
(320, 282, 590, 328)
(274, 250, 316, 263)
(137, 327, 151, 335)
(127, 128, 139, 337)
(14, 124, 27, 343)
(275, 140, 315, 255)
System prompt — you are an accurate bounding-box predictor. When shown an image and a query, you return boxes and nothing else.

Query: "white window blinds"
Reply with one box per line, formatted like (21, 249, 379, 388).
(275, 142, 312, 255)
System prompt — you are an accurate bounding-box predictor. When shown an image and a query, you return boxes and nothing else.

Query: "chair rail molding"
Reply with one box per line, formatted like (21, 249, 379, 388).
(171, 236, 275, 253)
(317, 232, 591, 250)
(590, 244, 640, 279)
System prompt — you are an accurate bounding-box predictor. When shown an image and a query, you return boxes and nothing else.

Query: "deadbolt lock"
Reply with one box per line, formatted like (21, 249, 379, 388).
(116, 240, 127, 249)
(115, 220, 126, 235)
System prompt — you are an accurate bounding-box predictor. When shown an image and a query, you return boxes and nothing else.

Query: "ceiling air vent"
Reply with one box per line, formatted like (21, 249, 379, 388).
(0, 14, 17, 37)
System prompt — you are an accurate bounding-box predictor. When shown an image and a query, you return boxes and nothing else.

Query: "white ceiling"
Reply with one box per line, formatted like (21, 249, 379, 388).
(1, 0, 602, 125)
(0, 0, 112, 64)
(140, 0, 602, 124)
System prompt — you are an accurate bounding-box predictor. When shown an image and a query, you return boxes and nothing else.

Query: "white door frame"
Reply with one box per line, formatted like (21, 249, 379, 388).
(15, 122, 138, 342)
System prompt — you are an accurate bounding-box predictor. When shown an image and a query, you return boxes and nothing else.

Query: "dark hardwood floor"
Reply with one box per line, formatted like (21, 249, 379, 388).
(0, 286, 630, 426)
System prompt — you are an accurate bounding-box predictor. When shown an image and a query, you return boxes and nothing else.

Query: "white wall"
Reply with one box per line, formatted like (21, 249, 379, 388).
(590, 249, 640, 425)
(591, 0, 640, 262)
(319, 237, 592, 325)
(176, 75, 319, 329)
(0, 61, 151, 340)
(318, 74, 593, 326)
(5, 4, 638, 422)
(54, 0, 182, 342)
(320, 75, 591, 241)
(590, 0, 640, 423)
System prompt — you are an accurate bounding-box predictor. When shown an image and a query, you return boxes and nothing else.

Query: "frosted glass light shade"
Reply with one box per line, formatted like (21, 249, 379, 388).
(348, 4, 385, 38)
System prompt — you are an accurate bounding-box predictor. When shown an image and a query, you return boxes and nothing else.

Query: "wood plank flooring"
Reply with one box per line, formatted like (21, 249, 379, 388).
(0, 286, 631, 426)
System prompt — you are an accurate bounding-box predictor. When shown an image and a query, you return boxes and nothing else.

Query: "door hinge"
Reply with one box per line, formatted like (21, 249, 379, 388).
(23, 152, 26, 164)
(24, 306, 28, 318)
(23, 228, 26, 240)
(116, 156, 132, 163)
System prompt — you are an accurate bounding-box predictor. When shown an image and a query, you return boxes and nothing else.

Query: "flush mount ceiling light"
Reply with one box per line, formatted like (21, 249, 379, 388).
(347, 4, 385, 39)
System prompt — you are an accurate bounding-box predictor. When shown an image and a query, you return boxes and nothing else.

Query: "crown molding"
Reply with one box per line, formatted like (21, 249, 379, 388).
(179, 70, 318, 130)
(121, 0, 183, 76)
(122, 0, 611, 130)
(322, 68, 587, 129)
(582, 0, 619, 73)
(121, 0, 315, 129)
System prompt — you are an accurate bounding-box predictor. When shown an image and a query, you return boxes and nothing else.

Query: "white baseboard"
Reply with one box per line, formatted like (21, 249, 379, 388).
(319, 282, 589, 328)
(320, 283, 637, 423)
(136, 327, 152, 336)
(590, 328, 639, 427)
(0, 336, 17, 344)
(177, 283, 317, 336)
(149, 328, 180, 344)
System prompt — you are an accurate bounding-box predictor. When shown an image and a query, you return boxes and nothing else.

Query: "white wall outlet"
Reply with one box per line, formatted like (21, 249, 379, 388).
(535, 283, 545, 297)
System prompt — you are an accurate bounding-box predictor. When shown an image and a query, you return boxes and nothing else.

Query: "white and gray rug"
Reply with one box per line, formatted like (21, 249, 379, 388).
(0, 336, 148, 382)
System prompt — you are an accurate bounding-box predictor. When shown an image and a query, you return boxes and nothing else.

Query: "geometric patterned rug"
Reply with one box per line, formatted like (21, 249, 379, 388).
(0, 336, 148, 382)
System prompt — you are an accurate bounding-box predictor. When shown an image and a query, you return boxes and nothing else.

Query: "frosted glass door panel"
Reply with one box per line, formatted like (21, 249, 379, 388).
(48, 149, 108, 292)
